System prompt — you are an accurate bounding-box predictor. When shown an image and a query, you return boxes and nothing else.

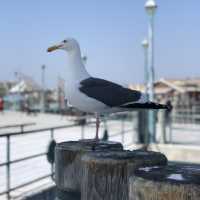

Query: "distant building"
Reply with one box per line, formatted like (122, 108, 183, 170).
(129, 78, 200, 122)
(0, 81, 16, 97)
(9, 79, 41, 94)
(4, 75, 42, 111)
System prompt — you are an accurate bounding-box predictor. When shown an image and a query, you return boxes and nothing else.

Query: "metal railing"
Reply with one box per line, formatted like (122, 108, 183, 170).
(2, 110, 200, 199)
(156, 108, 200, 145)
(0, 123, 36, 133)
(0, 112, 137, 199)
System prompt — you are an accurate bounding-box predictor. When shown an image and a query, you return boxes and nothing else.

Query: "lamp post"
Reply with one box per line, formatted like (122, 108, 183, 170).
(41, 65, 46, 112)
(82, 56, 87, 65)
(142, 39, 149, 94)
(141, 39, 149, 147)
(145, 0, 157, 142)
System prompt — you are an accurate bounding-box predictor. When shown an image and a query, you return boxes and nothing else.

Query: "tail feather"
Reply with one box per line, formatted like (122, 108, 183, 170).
(120, 102, 173, 111)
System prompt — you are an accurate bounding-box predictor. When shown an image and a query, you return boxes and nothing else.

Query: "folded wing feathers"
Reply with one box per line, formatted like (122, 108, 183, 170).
(79, 77, 171, 110)
(79, 77, 142, 107)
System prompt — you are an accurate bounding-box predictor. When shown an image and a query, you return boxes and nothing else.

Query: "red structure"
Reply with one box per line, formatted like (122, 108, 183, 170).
(0, 98, 4, 111)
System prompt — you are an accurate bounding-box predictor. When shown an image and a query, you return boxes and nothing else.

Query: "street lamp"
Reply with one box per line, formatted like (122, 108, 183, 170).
(145, 0, 157, 100)
(41, 65, 46, 112)
(145, 0, 157, 142)
(142, 39, 149, 94)
(141, 39, 149, 147)
(145, 0, 157, 16)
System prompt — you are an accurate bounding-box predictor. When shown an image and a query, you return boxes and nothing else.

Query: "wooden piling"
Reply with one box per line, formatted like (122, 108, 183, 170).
(129, 163, 200, 200)
(81, 150, 167, 200)
(55, 140, 123, 199)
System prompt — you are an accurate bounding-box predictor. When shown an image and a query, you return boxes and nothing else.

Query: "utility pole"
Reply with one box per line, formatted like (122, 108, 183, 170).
(141, 39, 149, 147)
(145, 0, 157, 142)
(142, 39, 149, 93)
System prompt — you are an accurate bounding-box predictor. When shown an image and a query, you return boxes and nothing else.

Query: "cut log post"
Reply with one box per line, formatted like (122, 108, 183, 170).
(129, 163, 200, 200)
(81, 150, 167, 200)
(55, 140, 123, 199)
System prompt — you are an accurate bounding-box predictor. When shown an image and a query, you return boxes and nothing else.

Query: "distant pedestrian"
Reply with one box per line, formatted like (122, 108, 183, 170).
(0, 98, 4, 114)
(165, 100, 172, 142)
(22, 100, 30, 115)
(165, 100, 172, 126)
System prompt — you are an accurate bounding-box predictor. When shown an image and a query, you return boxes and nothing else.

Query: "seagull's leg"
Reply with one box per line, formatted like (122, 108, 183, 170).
(95, 113, 100, 141)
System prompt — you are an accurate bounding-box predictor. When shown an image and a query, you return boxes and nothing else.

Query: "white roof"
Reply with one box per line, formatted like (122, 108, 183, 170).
(10, 79, 41, 93)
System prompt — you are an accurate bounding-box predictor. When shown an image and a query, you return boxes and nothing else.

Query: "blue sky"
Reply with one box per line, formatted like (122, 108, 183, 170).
(0, 0, 199, 88)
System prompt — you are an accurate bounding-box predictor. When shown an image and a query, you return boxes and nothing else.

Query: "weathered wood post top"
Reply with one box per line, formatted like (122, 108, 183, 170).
(129, 163, 200, 200)
(55, 139, 123, 199)
(81, 150, 167, 200)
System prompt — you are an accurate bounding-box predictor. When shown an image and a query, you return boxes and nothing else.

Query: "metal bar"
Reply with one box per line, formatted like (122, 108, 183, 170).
(0, 174, 53, 197)
(0, 190, 7, 196)
(172, 127, 200, 132)
(109, 129, 134, 138)
(0, 123, 79, 137)
(10, 173, 53, 192)
(6, 136, 11, 200)
(0, 152, 47, 167)
(0, 121, 96, 138)
(0, 123, 36, 130)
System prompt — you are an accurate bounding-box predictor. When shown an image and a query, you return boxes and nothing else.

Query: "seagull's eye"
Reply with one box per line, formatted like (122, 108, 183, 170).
(63, 40, 67, 43)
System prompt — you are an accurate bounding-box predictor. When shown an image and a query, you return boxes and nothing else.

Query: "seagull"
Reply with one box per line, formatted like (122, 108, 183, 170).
(47, 38, 170, 141)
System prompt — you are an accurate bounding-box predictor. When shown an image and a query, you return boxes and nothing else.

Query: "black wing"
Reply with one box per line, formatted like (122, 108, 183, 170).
(79, 77, 141, 107)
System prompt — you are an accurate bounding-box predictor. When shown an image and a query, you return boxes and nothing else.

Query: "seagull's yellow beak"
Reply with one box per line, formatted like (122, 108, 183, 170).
(47, 44, 63, 52)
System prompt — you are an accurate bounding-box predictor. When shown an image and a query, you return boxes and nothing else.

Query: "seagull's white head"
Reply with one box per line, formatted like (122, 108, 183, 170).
(47, 38, 80, 53)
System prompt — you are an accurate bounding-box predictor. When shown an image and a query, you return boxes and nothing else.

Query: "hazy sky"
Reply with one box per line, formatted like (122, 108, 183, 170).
(0, 0, 199, 88)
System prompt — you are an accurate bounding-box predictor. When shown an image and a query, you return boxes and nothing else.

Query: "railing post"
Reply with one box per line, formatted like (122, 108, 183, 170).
(6, 135, 11, 199)
(121, 118, 125, 144)
(81, 125, 85, 139)
(50, 129, 54, 180)
(20, 125, 24, 133)
(133, 112, 138, 144)
(168, 117, 172, 144)
(50, 128, 54, 140)
(160, 110, 166, 144)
